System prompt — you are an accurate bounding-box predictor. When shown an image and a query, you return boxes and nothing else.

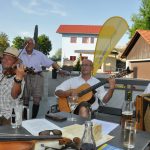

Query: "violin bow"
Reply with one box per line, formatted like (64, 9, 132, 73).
(17, 43, 28, 58)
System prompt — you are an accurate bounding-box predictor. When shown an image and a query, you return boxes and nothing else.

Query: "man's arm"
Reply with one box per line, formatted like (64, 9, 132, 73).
(102, 78, 115, 104)
(55, 90, 72, 98)
(55, 78, 76, 98)
(11, 65, 25, 99)
(52, 62, 70, 76)
(52, 62, 61, 70)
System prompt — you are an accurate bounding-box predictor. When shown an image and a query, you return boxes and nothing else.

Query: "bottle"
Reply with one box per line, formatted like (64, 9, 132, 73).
(121, 100, 133, 128)
(80, 121, 96, 150)
(23, 105, 29, 120)
(11, 108, 16, 128)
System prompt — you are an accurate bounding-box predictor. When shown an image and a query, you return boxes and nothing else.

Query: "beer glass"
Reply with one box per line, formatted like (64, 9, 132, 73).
(121, 100, 133, 128)
(123, 120, 136, 149)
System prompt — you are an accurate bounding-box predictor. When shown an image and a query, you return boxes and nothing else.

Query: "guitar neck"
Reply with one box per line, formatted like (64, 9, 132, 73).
(78, 68, 133, 97)
(78, 79, 107, 97)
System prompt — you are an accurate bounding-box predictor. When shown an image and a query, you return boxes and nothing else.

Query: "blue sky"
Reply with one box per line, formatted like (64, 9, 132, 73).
(0, 0, 141, 56)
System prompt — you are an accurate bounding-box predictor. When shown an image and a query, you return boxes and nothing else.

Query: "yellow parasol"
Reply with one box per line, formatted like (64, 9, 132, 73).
(93, 16, 129, 75)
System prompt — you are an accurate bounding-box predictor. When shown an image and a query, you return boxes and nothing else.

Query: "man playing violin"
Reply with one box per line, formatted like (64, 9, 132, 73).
(55, 59, 115, 118)
(19, 37, 67, 119)
(0, 47, 25, 125)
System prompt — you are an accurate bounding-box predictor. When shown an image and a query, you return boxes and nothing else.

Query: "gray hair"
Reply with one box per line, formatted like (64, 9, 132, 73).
(25, 37, 35, 44)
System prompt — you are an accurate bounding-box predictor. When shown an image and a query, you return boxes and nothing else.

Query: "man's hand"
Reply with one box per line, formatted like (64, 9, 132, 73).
(15, 64, 26, 80)
(102, 78, 115, 104)
(108, 78, 115, 89)
(12, 64, 26, 99)
(52, 62, 70, 77)
(57, 69, 70, 77)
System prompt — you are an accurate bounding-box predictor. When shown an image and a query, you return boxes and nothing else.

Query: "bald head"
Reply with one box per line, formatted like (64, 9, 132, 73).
(81, 59, 93, 78)
(81, 59, 93, 67)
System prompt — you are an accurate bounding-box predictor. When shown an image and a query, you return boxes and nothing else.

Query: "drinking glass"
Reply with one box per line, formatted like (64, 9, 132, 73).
(121, 100, 134, 128)
(11, 100, 23, 128)
(67, 94, 78, 121)
(123, 120, 136, 149)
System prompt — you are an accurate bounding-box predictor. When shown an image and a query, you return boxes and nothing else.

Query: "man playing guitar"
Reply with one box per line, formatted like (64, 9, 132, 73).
(55, 59, 115, 118)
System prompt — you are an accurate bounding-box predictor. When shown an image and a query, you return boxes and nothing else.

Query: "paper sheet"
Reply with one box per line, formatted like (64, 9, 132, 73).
(62, 124, 114, 147)
(22, 119, 61, 136)
(92, 119, 119, 135)
(22, 119, 118, 149)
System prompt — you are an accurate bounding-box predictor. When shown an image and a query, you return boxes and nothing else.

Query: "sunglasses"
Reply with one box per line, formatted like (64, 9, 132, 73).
(41, 137, 81, 150)
(39, 129, 62, 136)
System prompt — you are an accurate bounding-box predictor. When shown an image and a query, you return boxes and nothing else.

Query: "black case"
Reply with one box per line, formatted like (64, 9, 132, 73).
(45, 113, 67, 122)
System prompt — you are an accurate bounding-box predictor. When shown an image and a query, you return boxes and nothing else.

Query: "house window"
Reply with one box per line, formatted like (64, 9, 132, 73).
(82, 37, 89, 43)
(70, 56, 76, 61)
(90, 37, 94, 43)
(70, 37, 77, 43)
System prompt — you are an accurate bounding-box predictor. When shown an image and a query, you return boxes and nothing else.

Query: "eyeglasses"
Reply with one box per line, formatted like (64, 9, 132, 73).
(39, 129, 62, 136)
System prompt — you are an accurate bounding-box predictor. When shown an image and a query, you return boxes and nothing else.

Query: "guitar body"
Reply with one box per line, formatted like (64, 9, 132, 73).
(58, 83, 93, 112)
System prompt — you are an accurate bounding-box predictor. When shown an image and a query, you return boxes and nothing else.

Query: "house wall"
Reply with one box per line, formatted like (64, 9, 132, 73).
(126, 36, 150, 79)
(127, 37, 150, 60)
(61, 33, 97, 65)
(104, 57, 116, 72)
(60, 33, 118, 73)
(130, 61, 150, 80)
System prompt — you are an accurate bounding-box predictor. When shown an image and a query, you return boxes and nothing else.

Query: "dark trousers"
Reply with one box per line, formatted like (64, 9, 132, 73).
(0, 117, 11, 125)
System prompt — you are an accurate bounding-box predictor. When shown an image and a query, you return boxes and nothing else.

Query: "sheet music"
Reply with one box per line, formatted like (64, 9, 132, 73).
(92, 119, 119, 135)
(22, 118, 61, 136)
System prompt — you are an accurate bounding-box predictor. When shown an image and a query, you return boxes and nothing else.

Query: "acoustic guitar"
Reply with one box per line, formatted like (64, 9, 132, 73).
(58, 67, 133, 112)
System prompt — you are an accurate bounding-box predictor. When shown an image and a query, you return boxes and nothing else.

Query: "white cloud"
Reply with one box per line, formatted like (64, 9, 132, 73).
(12, 0, 67, 16)
(20, 31, 32, 37)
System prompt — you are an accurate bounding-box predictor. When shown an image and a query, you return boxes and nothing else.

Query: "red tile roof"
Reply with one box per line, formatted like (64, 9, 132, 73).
(56, 25, 102, 34)
(121, 29, 150, 58)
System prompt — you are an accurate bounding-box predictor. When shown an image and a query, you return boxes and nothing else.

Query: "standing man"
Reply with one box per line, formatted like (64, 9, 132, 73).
(55, 59, 115, 118)
(0, 47, 25, 125)
(19, 38, 65, 118)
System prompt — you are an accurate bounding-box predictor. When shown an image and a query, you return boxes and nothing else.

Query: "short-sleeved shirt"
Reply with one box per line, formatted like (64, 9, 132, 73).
(55, 76, 107, 110)
(19, 49, 54, 72)
(143, 83, 150, 94)
(0, 74, 24, 119)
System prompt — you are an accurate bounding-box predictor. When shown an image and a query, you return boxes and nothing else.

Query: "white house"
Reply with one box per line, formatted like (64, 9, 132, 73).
(56, 25, 119, 72)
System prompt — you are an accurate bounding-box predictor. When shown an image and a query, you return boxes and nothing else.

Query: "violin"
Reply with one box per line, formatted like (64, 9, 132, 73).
(3, 66, 35, 77)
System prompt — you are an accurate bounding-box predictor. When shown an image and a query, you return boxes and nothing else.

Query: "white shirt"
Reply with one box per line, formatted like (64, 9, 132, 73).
(143, 83, 150, 94)
(55, 76, 107, 110)
(19, 49, 54, 72)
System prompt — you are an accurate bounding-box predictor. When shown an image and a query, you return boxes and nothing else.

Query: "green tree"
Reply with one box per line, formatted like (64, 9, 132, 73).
(33, 25, 38, 49)
(51, 48, 62, 61)
(12, 34, 52, 55)
(38, 34, 52, 55)
(129, 0, 150, 37)
(0, 32, 10, 53)
(73, 57, 81, 71)
(12, 36, 24, 49)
